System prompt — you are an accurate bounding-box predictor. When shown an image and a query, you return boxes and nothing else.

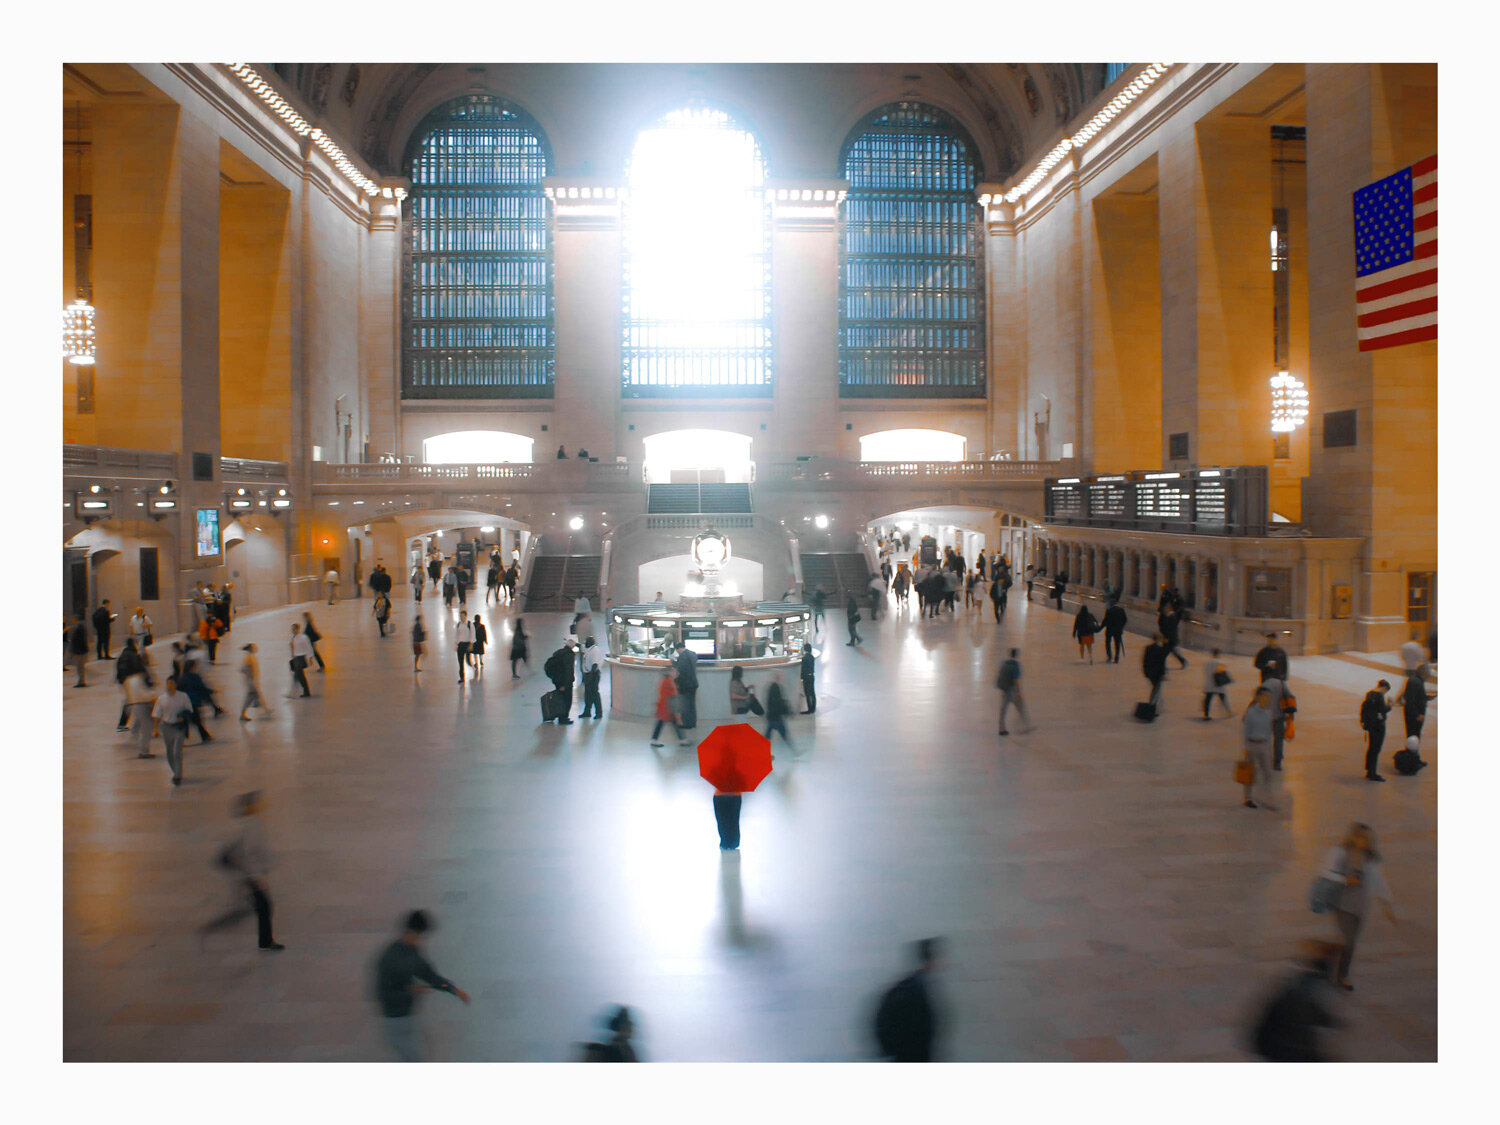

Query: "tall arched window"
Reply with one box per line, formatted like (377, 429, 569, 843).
(622, 107, 772, 397)
(839, 102, 985, 397)
(402, 95, 553, 398)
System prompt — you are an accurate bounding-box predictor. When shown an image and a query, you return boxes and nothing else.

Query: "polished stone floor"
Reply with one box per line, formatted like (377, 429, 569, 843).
(62, 584, 1437, 1061)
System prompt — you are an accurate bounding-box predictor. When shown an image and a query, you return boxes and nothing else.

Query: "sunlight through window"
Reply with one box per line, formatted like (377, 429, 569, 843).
(623, 107, 771, 396)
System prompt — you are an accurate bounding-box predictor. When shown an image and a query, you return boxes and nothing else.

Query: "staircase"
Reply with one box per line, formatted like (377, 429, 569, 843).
(799, 552, 874, 605)
(647, 482, 753, 514)
(523, 555, 602, 612)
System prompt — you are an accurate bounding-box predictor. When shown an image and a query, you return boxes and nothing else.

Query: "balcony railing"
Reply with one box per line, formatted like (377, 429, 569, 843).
(763, 459, 1067, 484)
(221, 457, 290, 481)
(311, 459, 639, 491)
(63, 444, 178, 477)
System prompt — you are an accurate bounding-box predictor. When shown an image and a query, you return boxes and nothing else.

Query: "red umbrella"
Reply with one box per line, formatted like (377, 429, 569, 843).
(697, 723, 774, 793)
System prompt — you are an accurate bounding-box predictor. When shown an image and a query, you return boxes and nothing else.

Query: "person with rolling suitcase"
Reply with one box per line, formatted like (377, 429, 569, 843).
(543, 642, 575, 725)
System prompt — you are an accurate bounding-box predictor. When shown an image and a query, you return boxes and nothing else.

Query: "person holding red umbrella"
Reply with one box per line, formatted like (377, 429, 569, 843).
(698, 723, 774, 851)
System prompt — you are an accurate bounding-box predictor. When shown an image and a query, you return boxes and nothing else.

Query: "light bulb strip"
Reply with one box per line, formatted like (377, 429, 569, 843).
(1002, 63, 1172, 207)
(226, 65, 397, 200)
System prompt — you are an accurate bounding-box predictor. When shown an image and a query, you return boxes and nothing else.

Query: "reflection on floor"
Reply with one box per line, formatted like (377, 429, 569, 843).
(62, 590, 1437, 1061)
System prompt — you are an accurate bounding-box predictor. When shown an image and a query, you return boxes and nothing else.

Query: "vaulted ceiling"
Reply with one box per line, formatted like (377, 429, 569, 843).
(268, 62, 1115, 182)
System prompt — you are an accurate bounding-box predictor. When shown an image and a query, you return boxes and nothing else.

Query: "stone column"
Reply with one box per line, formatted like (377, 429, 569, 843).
(548, 182, 624, 459)
(982, 193, 1026, 457)
(362, 182, 405, 461)
(769, 183, 845, 461)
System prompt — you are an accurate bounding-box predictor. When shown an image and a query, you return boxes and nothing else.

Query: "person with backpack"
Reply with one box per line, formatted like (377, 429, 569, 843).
(1102, 600, 1127, 664)
(301, 612, 326, 672)
(1201, 648, 1233, 719)
(872, 938, 944, 1062)
(544, 642, 576, 724)
(996, 648, 1032, 736)
(1071, 602, 1099, 663)
(1360, 679, 1393, 781)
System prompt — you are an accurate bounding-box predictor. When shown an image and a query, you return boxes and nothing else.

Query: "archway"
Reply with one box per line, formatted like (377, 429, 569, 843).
(222, 517, 287, 612)
(642, 429, 754, 484)
(866, 504, 1000, 569)
(859, 428, 967, 462)
(422, 430, 535, 464)
(65, 520, 178, 631)
(636, 554, 765, 603)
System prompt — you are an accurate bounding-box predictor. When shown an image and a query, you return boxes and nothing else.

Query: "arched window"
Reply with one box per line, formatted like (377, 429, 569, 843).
(622, 107, 772, 397)
(839, 102, 985, 398)
(402, 95, 553, 398)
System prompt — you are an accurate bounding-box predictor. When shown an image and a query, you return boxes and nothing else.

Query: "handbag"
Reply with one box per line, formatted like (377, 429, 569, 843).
(748, 695, 765, 716)
(1233, 758, 1254, 786)
(144, 631, 153, 646)
(1283, 716, 1296, 740)
(1213, 669, 1231, 687)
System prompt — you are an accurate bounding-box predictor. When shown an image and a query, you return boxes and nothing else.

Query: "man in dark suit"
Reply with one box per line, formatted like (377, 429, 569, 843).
(873, 938, 944, 1062)
(543, 642, 576, 725)
(1102, 601, 1127, 663)
(672, 642, 699, 728)
(92, 599, 117, 660)
(1254, 633, 1289, 683)
(1142, 634, 1169, 711)
(799, 646, 816, 714)
(1360, 679, 1392, 782)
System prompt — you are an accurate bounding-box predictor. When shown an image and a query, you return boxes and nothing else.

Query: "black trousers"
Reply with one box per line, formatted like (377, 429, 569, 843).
(582, 669, 603, 718)
(1365, 725, 1386, 776)
(554, 681, 574, 721)
(679, 688, 697, 728)
(96, 630, 111, 659)
(1272, 717, 1286, 769)
(310, 643, 325, 672)
(457, 645, 469, 681)
(801, 675, 816, 713)
(291, 660, 311, 697)
(1164, 638, 1188, 668)
(1202, 690, 1230, 718)
(202, 878, 275, 947)
(187, 701, 213, 741)
(1404, 710, 1424, 741)
(848, 620, 861, 644)
(713, 794, 742, 849)
(1105, 631, 1123, 662)
(1147, 676, 1164, 708)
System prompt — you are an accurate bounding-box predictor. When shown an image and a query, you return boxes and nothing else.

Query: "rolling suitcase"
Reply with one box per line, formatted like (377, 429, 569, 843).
(541, 689, 567, 722)
(1133, 701, 1157, 722)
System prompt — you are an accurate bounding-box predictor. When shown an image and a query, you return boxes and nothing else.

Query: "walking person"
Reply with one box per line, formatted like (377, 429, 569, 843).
(67, 615, 90, 687)
(125, 665, 157, 758)
(410, 617, 426, 672)
(1071, 602, 1099, 663)
(649, 668, 688, 747)
(289, 624, 314, 698)
(510, 617, 530, 678)
(372, 910, 471, 1062)
(427, 553, 442, 588)
(411, 564, 424, 602)
(92, 599, 117, 660)
(673, 642, 699, 729)
(1400, 668, 1431, 742)
(1254, 632, 1289, 683)
(1250, 943, 1341, 1062)
(470, 614, 487, 672)
(129, 606, 153, 651)
(1050, 570, 1067, 612)
(989, 573, 1007, 621)
(1201, 648, 1233, 719)
(1159, 604, 1188, 668)
(150, 676, 193, 786)
(996, 648, 1032, 736)
(1142, 634, 1169, 713)
(543, 642, 576, 724)
(873, 938, 945, 1063)
(729, 665, 761, 715)
(442, 565, 457, 608)
(1320, 823, 1397, 991)
(1262, 674, 1292, 770)
(1240, 685, 1279, 810)
(302, 612, 326, 672)
(845, 591, 863, 646)
(238, 643, 274, 721)
(373, 591, 392, 638)
(114, 637, 145, 730)
(175, 659, 222, 742)
(1360, 679, 1392, 781)
(324, 565, 340, 605)
(199, 791, 283, 952)
(799, 645, 817, 714)
(571, 591, 592, 637)
(764, 676, 793, 752)
(580, 635, 604, 719)
(197, 611, 224, 663)
(811, 588, 827, 637)
(1102, 601, 1127, 664)
(712, 784, 743, 851)
(454, 610, 473, 685)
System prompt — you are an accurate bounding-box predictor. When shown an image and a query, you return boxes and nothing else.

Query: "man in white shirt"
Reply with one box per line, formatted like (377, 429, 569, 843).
(324, 568, 340, 605)
(289, 624, 315, 698)
(454, 610, 474, 684)
(580, 635, 604, 719)
(571, 592, 592, 636)
(150, 676, 193, 785)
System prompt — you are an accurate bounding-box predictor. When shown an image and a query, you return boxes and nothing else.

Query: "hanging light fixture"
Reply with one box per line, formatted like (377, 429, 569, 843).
(63, 102, 96, 366)
(1270, 372, 1309, 433)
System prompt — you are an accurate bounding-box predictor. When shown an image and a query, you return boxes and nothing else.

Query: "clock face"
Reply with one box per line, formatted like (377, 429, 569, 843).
(694, 534, 727, 568)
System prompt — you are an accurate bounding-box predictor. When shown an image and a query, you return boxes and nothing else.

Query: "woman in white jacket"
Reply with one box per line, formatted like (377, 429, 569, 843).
(1321, 822, 1397, 990)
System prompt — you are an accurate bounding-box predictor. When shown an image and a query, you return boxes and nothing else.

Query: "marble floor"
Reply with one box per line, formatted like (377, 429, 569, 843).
(61, 587, 1437, 1062)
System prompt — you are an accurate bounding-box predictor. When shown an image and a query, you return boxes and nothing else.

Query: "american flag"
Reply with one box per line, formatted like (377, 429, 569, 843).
(1353, 154, 1436, 352)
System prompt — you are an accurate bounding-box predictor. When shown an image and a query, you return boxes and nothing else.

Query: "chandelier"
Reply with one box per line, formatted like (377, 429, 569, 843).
(63, 102, 96, 366)
(1270, 371, 1308, 433)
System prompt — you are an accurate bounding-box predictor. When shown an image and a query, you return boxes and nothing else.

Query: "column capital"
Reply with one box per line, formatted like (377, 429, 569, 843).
(766, 179, 848, 231)
(544, 178, 625, 231)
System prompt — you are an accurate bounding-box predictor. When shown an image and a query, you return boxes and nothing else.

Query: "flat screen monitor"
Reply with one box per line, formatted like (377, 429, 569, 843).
(195, 508, 221, 558)
(684, 637, 717, 658)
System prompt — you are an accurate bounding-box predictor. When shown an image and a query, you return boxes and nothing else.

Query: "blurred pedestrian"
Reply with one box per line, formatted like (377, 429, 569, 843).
(372, 910, 470, 1062)
(510, 617, 530, 678)
(996, 648, 1031, 736)
(1250, 943, 1341, 1061)
(1320, 823, 1397, 991)
(1201, 648, 1233, 719)
(238, 643, 274, 721)
(1400, 669, 1431, 742)
(543, 641, 575, 724)
(124, 665, 157, 757)
(873, 938, 944, 1062)
(650, 668, 687, 747)
(199, 791, 283, 951)
(289, 624, 314, 698)
(411, 617, 426, 672)
(324, 566, 339, 605)
(845, 591, 862, 646)
(1241, 685, 1278, 810)
(67, 615, 89, 687)
(411, 563, 424, 602)
(302, 612, 326, 673)
(114, 637, 144, 730)
(373, 592, 392, 638)
(764, 677, 793, 750)
(1142, 634, 1168, 712)
(580, 1006, 640, 1061)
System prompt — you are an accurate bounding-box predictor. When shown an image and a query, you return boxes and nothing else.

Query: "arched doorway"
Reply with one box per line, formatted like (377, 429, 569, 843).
(642, 429, 754, 484)
(859, 428, 967, 462)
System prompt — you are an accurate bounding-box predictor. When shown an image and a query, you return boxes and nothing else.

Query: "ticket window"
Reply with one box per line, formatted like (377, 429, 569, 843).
(681, 624, 717, 661)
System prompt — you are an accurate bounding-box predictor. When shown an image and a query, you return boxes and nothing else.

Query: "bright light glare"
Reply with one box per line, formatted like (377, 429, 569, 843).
(423, 430, 534, 464)
(624, 108, 769, 388)
(642, 428, 754, 483)
(859, 428, 967, 462)
(569, 516, 584, 530)
(814, 515, 829, 529)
